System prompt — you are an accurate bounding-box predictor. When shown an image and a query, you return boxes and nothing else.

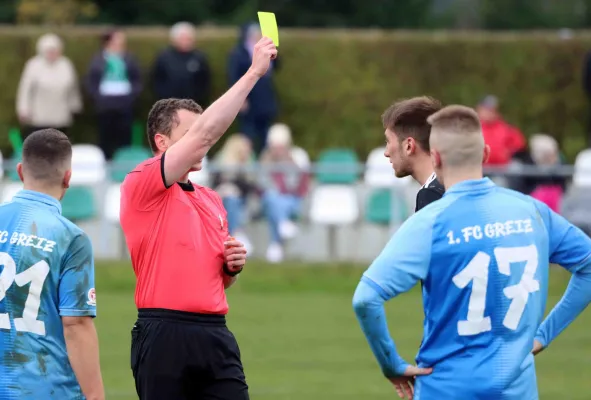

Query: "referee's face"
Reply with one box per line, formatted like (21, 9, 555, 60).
(384, 129, 411, 178)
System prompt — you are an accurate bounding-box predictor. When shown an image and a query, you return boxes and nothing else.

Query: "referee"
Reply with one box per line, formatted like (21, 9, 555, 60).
(120, 37, 277, 400)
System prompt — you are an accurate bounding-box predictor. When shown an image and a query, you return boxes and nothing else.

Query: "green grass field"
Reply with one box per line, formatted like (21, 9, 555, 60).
(96, 261, 591, 400)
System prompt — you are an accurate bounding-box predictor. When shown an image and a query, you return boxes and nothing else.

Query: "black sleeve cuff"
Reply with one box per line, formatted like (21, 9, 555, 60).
(223, 263, 243, 277)
(160, 151, 173, 189)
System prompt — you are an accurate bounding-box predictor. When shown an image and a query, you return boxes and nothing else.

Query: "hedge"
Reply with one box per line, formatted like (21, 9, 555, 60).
(1, 27, 591, 161)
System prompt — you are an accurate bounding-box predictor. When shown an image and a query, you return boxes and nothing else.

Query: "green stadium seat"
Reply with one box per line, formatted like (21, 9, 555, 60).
(61, 186, 97, 221)
(315, 148, 360, 184)
(111, 146, 152, 182)
(365, 189, 408, 225)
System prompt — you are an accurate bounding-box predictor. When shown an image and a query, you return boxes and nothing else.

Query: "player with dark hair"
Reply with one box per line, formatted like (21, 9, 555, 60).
(354, 105, 591, 399)
(0, 129, 104, 399)
(120, 37, 277, 399)
(381, 96, 445, 211)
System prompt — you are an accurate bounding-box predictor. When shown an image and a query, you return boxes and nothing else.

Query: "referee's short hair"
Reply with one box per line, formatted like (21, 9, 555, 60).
(22, 128, 72, 185)
(147, 98, 204, 153)
(427, 105, 485, 168)
(382, 96, 442, 152)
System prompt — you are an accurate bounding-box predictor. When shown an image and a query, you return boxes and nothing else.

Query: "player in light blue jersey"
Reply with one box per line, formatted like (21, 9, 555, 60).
(353, 106, 591, 400)
(0, 129, 104, 400)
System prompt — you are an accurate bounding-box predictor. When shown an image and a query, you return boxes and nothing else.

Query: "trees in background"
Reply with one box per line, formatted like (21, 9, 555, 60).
(0, 0, 590, 29)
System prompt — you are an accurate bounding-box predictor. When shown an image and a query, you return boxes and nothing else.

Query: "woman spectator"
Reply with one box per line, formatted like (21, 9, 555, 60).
(17, 33, 82, 138)
(212, 133, 256, 253)
(85, 29, 141, 159)
(259, 123, 310, 263)
(528, 134, 565, 213)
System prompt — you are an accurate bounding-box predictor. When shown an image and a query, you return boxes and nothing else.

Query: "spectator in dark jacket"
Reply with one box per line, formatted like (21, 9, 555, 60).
(228, 22, 279, 155)
(85, 29, 141, 159)
(152, 22, 211, 107)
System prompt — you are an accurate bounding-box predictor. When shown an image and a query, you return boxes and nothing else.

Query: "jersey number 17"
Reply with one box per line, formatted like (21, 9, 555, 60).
(452, 245, 539, 336)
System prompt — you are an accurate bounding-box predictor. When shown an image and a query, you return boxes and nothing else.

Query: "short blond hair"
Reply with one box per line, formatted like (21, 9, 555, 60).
(427, 105, 484, 168)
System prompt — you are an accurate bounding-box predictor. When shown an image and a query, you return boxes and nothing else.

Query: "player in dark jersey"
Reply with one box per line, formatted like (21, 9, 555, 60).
(381, 96, 445, 211)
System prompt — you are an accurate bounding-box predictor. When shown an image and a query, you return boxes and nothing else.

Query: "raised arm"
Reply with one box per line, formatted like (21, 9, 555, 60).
(534, 203, 591, 352)
(163, 37, 277, 186)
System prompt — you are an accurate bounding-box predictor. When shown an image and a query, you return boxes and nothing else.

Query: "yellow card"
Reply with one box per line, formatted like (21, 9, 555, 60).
(258, 11, 279, 46)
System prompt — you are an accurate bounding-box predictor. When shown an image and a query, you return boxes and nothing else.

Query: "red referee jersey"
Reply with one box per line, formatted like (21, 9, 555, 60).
(120, 153, 230, 314)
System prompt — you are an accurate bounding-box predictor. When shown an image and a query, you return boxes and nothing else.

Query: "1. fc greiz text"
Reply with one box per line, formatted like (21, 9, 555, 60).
(446, 219, 533, 245)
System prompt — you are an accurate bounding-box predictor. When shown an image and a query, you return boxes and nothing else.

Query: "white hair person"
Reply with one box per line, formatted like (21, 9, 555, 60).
(530, 134, 559, 166)
(36, 33, 63, 59)
(170, 22, 195, 41)
(267, 123, 292, 148)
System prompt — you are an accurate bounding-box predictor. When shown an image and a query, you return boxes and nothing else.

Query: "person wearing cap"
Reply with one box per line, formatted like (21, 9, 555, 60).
(152, 22, 212, 107)
(476, 95, 526, 166)
(228, 23, 279, 155)
(17, 33, 82, 139)
(258, 123, 309, 263)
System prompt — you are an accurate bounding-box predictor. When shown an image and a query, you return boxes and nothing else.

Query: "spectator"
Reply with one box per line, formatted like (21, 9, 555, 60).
(528, 134, 565, 213)
(229, 23, 279, 155)
(152, 22, 212, 107)
(477, 95, 526, 166)
(259, 124, 309, 263)
(16, 33, 82, 139)
(85, 29, 141, 159)
(212, 133, 256, 253)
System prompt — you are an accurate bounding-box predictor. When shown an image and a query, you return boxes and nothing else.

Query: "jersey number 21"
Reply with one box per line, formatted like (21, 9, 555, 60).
(452, 245, 539, 336)
(0, 252, 50, 336)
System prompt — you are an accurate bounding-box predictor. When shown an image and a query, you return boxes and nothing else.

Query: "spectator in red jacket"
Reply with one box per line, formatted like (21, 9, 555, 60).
(476, 95, 526, 166)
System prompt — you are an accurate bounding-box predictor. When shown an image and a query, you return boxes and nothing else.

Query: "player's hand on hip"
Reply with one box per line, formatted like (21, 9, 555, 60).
(224, 239, 247, 272)
(249, 37, 277, 78)
(388, 365, 432, 400)
(532, 339, 544, 356)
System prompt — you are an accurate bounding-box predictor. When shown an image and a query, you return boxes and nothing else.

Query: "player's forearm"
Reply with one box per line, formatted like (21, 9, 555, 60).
(224, 274, 238, 289)
(535, 264, 591, 348)
(353, 278, 409, 377)
(64, 319, 105, 400)
(187, 69, 259, 155)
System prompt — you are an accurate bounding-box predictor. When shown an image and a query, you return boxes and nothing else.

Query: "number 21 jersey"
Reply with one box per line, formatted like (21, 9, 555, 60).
(0, 190, 96, 400)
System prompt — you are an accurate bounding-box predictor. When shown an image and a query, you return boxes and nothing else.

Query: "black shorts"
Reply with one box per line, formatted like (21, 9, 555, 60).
(131, 309, 249, 400)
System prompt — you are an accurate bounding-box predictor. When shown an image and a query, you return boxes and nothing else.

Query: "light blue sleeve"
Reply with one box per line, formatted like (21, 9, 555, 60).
(352, 212, 433, 377)
(58, 233, 96, 317)
(535, 202, 591, 347)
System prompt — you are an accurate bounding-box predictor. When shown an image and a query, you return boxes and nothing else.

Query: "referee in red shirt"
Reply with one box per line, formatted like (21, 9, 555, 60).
(120, 38, 277, 400)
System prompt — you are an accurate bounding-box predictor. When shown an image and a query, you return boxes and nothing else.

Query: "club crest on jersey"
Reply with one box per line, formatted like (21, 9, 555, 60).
(87, 288, 96, 306)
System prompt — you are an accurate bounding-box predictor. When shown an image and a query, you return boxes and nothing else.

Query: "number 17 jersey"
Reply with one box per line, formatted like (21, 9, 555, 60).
(365, 178, 591, 399)
(0, 190, 96, 400)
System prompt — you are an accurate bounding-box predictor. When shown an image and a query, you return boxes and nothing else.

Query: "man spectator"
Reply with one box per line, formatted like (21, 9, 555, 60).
(476, 95, 526, 166)
(152, 22, 212, 107)
(229, 23, 279, 155)
(85, 29, 142, 160)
